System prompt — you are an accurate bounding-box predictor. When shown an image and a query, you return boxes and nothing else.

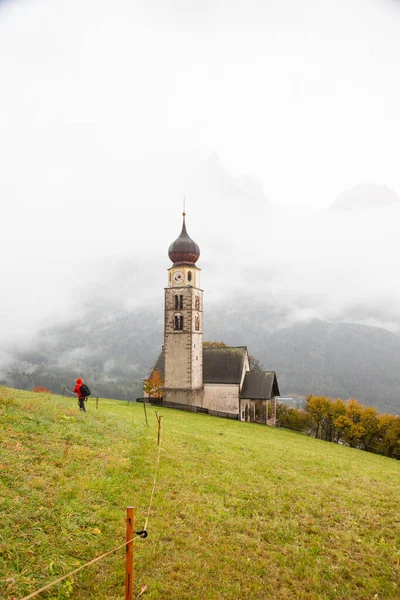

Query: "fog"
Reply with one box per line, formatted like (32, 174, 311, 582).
(1, 0, 400, 357)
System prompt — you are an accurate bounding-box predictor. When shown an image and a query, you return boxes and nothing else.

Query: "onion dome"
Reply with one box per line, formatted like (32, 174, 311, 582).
(168, 213, 200, 266)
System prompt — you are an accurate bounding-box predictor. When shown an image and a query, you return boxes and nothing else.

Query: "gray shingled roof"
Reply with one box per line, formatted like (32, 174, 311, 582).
(150, 350, 165, 378)
(149, 347, 280, 395)
(240, 371, 280, 400)
(149, 346, 248, 384)
(203, 347, 247, 384)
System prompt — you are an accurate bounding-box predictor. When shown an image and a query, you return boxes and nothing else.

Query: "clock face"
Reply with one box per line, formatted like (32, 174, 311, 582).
(173, 270, 184, 285)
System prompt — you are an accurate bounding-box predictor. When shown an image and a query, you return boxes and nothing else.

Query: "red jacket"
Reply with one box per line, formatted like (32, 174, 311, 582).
(74, 378, 84, 398)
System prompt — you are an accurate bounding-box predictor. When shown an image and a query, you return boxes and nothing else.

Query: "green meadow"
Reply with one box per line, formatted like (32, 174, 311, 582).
(0, 386, 399, 600)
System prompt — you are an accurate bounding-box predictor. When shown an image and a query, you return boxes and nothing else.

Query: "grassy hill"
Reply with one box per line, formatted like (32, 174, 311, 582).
(1, 387, 399, 600)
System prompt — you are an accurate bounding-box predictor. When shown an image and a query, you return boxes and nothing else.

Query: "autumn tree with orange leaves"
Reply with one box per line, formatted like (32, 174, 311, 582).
(143, 370, 164, 399)
(279, 394, 400, 459)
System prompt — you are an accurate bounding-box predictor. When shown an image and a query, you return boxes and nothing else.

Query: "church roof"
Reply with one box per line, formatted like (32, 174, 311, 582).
(149, 347, 280, 396)
(240, 370, 280, 400)
(149, 346, 248, 385)
(203, 346, 247, 384)
(168, 213, 200, 266)
(150, 350, 165, 379)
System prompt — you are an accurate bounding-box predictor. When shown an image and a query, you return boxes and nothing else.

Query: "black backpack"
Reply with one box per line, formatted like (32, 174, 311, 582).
(80, 383, 91, 397)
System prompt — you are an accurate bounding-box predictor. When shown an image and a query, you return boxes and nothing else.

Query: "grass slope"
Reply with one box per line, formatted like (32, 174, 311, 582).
(0, 387, 399, 600)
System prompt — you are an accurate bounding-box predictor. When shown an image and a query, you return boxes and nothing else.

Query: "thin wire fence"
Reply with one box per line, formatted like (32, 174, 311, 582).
(144, 415, 163, 532)
(19, 535, 141, 600)
(18, 412, 164, 600)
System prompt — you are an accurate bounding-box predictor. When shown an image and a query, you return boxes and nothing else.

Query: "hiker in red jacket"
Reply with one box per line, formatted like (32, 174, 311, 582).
(74, 377, 87, 412)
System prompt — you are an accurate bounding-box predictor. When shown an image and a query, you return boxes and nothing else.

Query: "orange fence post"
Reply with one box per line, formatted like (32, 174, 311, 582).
(125, 506, 134, 600)
(157, 414, 163, 445)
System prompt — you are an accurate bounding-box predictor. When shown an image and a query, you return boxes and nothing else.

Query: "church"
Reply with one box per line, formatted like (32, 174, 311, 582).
(145, 212, 280, 425)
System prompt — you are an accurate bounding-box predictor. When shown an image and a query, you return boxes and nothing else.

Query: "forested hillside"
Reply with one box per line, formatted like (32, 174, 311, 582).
(3, 302, 400, 414)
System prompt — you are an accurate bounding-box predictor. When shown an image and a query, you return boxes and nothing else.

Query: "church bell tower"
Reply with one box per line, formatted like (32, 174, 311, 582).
(163, 211, 203, 404)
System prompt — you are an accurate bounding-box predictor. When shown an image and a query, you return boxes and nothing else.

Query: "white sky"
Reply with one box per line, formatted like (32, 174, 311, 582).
(1, 0, 400, 344)
(1, 0, 400, 208)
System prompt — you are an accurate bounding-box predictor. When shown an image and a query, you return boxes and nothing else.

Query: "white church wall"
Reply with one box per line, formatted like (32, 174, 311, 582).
(203, 384, 239, 414)
(240, 351, 250, 389)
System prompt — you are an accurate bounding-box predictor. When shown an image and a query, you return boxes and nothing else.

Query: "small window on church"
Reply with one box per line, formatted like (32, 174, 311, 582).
(195, 314, 200, 331)
(179, 295, 183, 309)
(174, 314, 183, 330)
(174, 295, 179, 309)
(188, 271, 192, 282)
(169, 272, 171, 282)
(195, 296, 200, 310)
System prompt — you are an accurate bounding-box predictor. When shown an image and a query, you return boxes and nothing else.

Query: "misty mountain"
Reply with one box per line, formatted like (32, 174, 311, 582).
(131, 148, 270, 228)
(205, 306, 400, 414)
(259, 320, 400, 414)
(4, 300, 400, 415)
(4, 303, 163, 402)
(328, 184, 400, 212)
(190, 152, 269, 212)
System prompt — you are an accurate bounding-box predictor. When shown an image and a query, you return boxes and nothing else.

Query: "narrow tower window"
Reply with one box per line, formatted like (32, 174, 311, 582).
(179, 295, 183, 309)
(174, 314, 184, 331)
(174, 295, 179, 309)
(188, 271, 192, 282)
(195, 314, 200, 331)
(195, 296, 200, 310)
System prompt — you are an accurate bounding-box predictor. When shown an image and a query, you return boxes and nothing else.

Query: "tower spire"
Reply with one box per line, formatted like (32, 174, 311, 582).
(168, 200, 200, 266)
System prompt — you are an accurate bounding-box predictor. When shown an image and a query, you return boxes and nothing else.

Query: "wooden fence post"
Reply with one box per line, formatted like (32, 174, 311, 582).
(125, 506, 134, 600)
(156, 413, 163, 446)
(143, 400, 148, 426)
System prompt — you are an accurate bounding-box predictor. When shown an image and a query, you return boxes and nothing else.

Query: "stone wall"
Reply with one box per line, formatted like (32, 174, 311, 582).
(164, 285, 203, 389)
(163, 388, 204, 407)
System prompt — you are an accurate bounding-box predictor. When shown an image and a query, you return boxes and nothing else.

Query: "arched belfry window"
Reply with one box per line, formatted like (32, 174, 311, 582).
(175, 295, 183, 309)
(174, 314, 184, 331)
(188, 271, 192, 282)
(195, 314, 200, 331)
(195, 295, 200, 310)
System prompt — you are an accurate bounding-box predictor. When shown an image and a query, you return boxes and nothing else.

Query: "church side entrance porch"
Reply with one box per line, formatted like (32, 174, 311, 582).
(240, 398, 277, 426)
